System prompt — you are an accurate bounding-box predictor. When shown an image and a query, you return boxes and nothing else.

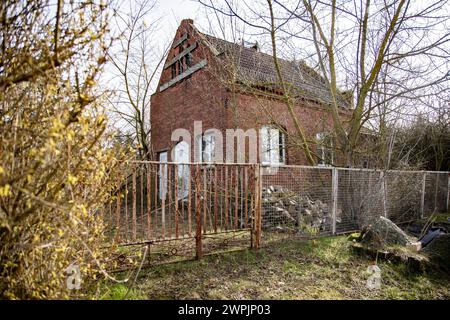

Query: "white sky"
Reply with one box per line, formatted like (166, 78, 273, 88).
(154, 0, 202, 31)
(125, 0, 205, 49)
(102, 0, 205, 133)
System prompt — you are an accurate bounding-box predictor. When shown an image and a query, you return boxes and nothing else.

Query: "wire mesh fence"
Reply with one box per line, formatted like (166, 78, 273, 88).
(260, 166, 449, 242)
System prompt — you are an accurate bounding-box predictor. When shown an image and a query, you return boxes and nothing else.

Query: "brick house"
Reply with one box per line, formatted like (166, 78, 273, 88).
(150, 19, 354, 166)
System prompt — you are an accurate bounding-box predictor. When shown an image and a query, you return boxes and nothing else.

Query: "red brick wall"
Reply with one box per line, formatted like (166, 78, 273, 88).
(231, 92, 352, 165)
(151, 20, 231, 161)
(150, 20, 353, 165)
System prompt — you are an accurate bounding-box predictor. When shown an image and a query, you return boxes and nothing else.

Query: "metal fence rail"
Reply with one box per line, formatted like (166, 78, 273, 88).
(104, 161, 261, 259)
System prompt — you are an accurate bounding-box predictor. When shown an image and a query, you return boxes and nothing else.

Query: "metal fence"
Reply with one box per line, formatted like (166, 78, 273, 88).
(261, 165, 449, 240)
(104, 162, 449, 262)
(104, 161, 261, 261)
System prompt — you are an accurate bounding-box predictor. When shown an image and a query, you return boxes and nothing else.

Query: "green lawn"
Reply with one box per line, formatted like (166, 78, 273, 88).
(99, 235, 450, 300)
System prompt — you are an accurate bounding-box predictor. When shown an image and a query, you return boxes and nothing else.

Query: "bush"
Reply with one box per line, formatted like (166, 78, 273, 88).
(0, 0, 128, 299)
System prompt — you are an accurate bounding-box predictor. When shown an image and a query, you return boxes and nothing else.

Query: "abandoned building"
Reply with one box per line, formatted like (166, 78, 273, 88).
(150, 19, 356, 166)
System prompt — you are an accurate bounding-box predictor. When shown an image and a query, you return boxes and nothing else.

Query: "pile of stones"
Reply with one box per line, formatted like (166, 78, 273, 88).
(261, 185, 341, 232)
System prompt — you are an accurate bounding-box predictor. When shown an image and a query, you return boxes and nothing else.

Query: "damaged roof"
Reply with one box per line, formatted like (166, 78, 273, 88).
(201, 33, 351, 108)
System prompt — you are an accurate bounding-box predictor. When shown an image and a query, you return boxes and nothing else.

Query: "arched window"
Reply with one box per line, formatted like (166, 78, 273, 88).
(173, 141, 190, 199)
(196, 132, 216, 163)
(158, 151, 168, 200)
(260, 125, 286, 164)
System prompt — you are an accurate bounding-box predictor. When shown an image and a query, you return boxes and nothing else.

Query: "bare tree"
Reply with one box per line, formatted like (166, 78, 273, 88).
(199, 0, 450, 166)
(108, 0, 169, 160)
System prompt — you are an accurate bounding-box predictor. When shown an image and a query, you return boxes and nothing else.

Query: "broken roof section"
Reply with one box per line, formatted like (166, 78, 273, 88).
(200, 32, 352, 108)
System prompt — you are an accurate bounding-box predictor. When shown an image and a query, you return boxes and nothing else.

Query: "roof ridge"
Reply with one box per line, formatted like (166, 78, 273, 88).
(200, 31, 294, 64)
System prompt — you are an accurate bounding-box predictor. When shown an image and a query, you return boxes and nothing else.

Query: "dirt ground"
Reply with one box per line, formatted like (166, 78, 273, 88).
(100, 235, 450, 300)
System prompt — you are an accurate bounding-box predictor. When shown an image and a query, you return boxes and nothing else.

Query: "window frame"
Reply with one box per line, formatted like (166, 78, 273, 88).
(260, 125, 286, 165)
(158, 151, 168, 200)
(315, 132, 334, 167)
(196, 132, 216, 163)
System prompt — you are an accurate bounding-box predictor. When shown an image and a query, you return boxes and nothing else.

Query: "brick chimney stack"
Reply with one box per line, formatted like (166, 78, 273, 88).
(180, 18, 194, 26)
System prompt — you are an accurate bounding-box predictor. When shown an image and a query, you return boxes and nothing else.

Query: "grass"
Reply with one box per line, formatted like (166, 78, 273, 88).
(432, 212, 450, 224)
(100, 235, 450, 300)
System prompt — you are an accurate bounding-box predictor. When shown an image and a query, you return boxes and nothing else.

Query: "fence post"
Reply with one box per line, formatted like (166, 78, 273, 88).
(434, 172, 439, 211)
(420, 171, 426, 218)
(132, 165, 137, 241)
(331, 168, 338, 235)
(380, 171, 387, 218)
(195, 164, 203, 259)
(253, 164, 262, 249)
(447, 173, 449, 213)
(115, 181, 121, 242)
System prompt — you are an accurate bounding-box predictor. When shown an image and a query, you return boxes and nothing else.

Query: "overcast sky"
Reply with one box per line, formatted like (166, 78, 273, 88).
(121, 0, 205, 48)
(104, 0, 207, 134)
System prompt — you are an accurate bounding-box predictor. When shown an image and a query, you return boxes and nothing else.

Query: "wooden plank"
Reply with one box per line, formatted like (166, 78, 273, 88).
(171, 33, 187, 49)
(164, 41, 197, 69)
(160, 59, 207, 91)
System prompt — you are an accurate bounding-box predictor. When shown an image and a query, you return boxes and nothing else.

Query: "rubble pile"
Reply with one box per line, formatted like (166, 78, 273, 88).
(261, 185, 341, 232)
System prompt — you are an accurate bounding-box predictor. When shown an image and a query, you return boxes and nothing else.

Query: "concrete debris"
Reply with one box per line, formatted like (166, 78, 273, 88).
(262, 185, 341, 232)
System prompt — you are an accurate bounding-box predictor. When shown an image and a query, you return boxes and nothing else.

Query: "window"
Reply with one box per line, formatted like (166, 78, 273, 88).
(158, 151, 168, 199)
(185, 53, 192, 68)
(260, 126, 286, 164)
(178, 59, 184, 75)
(173, 141, 190, 199)
(197, 132, 216, 163)
(171, 64, 176, 79)
(316, 132, 334, 166)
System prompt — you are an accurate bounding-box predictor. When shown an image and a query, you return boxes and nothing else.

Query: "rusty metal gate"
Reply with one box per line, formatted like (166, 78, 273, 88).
(104, 161, 262, 263)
